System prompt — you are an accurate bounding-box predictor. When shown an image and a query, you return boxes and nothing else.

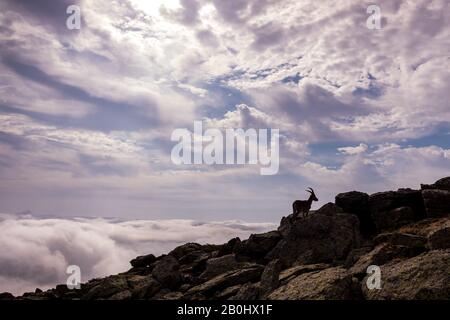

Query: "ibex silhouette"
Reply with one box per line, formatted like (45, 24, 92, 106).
(292, 188, 318, 218)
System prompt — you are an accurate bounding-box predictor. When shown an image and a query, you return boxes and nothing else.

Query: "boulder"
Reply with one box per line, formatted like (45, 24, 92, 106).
(217, 237, 241, 257)
(349, 243, 422, 276)
(128, 275, 161, 299)
(130, 254, 156, 268)
(372, 206, 415, 231)
(362, 250, 450, 299)
(344, 247, 373, 269)
(369, 189, 426, 230)
(169, 243, 202, 260)
(335, 191, 375, 236)
(108, 290, 132, 300)
(421, 176, 450, 191)
(422, 189, 450, 218)
(315, 202, 344, 216)
(229, 282, 261, 300)
(373, 232, 427, 249)
(268, 267, 354, 300)
(278, 263, 329, 285)
(179, 252, 210, 276)
(428, 227, 450, 250)
(234, 231, 281, 261)
(260, 259, 282, 297)
(214, 285, 242, 300)
(199, 254, 245, 280)
(267, 213, 360, 266)
(152, 255, 181, 289)
(0, 292, 14, 300)
(82, 276, 129, 300)
(184, 265, 264, 298)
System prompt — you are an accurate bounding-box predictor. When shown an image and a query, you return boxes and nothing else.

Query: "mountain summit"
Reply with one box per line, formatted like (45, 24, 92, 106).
(2, 177, 450, 300)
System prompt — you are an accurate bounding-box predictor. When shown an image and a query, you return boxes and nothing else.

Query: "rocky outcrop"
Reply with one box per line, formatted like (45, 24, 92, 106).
(268, 267, 354, 300)
(267, 210, 360, 265)
(184, 265, 264, 299)
(335, 191, 375, 236)
(4, 176, 449, 301)
(130, 254, 156, 268)
(369, 189, 426, 231)
(234, 231, 281, 262)
(362, 250, 450, 299)
(421, 177, 450, 191)
(152, 255, 181, 290)
(422, 189, 450, 218)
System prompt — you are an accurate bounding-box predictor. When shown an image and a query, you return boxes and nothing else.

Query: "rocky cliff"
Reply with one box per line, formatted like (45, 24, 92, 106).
(2, 177, 450, 300)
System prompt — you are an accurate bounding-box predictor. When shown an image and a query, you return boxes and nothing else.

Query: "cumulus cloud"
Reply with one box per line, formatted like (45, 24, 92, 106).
(338, 143, 368, 155)
(0, 214, 275, 295)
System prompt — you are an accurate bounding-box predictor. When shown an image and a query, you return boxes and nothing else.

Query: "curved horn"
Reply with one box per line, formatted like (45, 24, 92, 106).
(306, 188, 313, 193)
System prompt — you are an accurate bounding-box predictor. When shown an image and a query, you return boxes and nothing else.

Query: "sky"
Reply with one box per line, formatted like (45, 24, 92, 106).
(0, 0, 449, 294)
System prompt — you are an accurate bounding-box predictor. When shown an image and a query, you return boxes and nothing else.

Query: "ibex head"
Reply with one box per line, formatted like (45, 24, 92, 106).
(306, 187, 318, 201)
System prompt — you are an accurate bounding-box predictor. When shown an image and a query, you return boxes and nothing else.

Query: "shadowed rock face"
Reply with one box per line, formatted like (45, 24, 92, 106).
(3, 176, 450, 301)
(362, 250, 450, 300)
(267, 211, 360, 266)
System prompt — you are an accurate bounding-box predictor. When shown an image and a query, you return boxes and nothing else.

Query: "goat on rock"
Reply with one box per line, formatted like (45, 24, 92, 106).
(292, 188, 318, 218)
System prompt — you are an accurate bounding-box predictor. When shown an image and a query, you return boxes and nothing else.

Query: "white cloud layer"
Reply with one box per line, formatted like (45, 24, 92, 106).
(0, 214, 275, 295)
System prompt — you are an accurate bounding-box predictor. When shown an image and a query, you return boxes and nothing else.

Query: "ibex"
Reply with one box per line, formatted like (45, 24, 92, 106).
(292, 188, 318, 218)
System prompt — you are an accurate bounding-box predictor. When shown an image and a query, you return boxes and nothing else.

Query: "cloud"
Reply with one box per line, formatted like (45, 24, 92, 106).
(0, 214, 275, 295)
(338, 143, 368, 155)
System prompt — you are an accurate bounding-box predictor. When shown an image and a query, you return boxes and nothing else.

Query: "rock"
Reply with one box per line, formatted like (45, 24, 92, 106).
(362, 250, 450, 299)
(214, 285, 242, 300)
(260, 259, 282, 296)
(422, 189, 450, 218)
(179, 252, 210, 276)
(185, 265, 264, 298)
(152, 255, 181, 290)
(217, 237, 241, 257)
(372, 206, 415, 231)
(421, 176, 450, 191)
(179, 284, 191, 293)
(267, 213, 360, 266)
(234, 231, 281, 261)
(128, 275, 161, 299)
(0, 292, 14, 300)
(200, 254, 245, 280)
(349, 243, 421, 276)
(344, 247, 373, 268)
(315, 202, 344, 216)
(230, 282, 261, 300)
(108, 290, 132, 300)
(369, 189, 426, 230)
(159, 291, 183, 300)
(279, 263, 329, 285)
(428, 227, 450, 249)
(335, 191, 375, 236)
(130, 254, 156, 268)
(268, 267, 354, 300)
(82, 276, 129, 300)
(169, 243, 203, 260)
(373, 232, 427, 249)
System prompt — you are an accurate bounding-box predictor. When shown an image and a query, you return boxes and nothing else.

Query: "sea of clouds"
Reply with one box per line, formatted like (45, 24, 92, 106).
(0, 213, 275, 295)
